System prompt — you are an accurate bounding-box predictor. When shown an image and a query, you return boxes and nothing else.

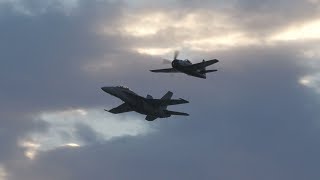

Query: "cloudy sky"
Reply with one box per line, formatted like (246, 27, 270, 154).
(1, 0, 320, 179)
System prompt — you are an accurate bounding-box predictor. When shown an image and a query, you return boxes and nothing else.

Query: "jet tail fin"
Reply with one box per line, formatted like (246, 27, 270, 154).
(164, 110, 189, 116)
(161, 91, 173, 100)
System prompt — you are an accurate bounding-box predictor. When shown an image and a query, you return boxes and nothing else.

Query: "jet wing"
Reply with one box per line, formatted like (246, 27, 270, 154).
(150, 68, 179, 73)
(189, 59, 219, 70)
(105, 103, 132, 114)
(145, 115, 157, 121)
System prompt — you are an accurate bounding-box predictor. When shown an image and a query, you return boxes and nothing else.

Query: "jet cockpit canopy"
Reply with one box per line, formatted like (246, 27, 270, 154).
(117, 86, 130, 90)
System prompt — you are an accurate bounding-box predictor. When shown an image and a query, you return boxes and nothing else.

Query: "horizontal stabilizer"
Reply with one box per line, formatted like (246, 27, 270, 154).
(150, 68, 179, 73)
(202, 69, 217, 74)
(161, 98, 189, 106)
(207, 59, 219, 64)
(145, 98, 189, 106)
(164, 110, 189, 116)
(105, 103, 132, 114)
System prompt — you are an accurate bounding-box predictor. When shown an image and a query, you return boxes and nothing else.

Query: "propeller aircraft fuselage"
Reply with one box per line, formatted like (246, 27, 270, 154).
(150, 51, 219, 79)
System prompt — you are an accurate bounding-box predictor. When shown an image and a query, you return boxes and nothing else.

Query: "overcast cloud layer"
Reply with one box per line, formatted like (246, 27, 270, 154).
(1, 0, 320, 179)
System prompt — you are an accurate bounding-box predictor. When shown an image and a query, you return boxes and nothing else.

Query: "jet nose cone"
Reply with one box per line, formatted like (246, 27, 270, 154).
(101, 87, 114, 94)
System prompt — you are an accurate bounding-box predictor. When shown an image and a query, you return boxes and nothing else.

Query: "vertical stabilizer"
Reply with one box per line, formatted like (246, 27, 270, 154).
(161, 91, 173, 100)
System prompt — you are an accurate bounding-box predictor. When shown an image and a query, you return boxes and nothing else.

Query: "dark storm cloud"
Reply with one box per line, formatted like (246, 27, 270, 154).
(0, 0, 131, 172)
(0, 0, 165, 167)
(6, 44, 320, 180)
(0, 0, 126, 112)
(1, 0, 320, 180)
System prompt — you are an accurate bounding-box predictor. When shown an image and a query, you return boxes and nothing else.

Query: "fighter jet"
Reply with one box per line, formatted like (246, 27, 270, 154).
(150, 51, 219, 79)
(101, 86, 189, 121)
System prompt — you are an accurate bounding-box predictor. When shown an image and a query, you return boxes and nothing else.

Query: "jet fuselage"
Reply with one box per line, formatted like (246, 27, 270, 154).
(101, 86, 171, 118)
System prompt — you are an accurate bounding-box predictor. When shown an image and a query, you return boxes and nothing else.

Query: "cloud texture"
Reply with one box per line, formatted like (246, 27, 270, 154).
(1, 0, 320, 179)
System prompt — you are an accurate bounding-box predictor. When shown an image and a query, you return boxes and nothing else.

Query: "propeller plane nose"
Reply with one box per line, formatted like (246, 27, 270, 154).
(172, 59, 179, 68)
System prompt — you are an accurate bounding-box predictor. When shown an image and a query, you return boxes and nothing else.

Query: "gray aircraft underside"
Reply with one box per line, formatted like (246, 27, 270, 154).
(150, 51, 219, 79)
(101, 86, 189, 121)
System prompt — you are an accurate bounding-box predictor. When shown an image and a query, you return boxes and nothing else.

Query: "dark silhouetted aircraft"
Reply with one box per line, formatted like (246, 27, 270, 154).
(101, 86, 189, 121)
(150, 51, 219, 79)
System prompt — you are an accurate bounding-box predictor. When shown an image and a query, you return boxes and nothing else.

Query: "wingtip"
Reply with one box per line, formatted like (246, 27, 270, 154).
(180, 112, 190, 116)
(104, 109, 114, 113)
(179, 98, 189, 103)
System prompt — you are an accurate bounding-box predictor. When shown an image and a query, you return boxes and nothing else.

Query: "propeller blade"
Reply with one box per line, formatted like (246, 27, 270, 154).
(174, 50, 179, 60)
(162, 59, 172, 64)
